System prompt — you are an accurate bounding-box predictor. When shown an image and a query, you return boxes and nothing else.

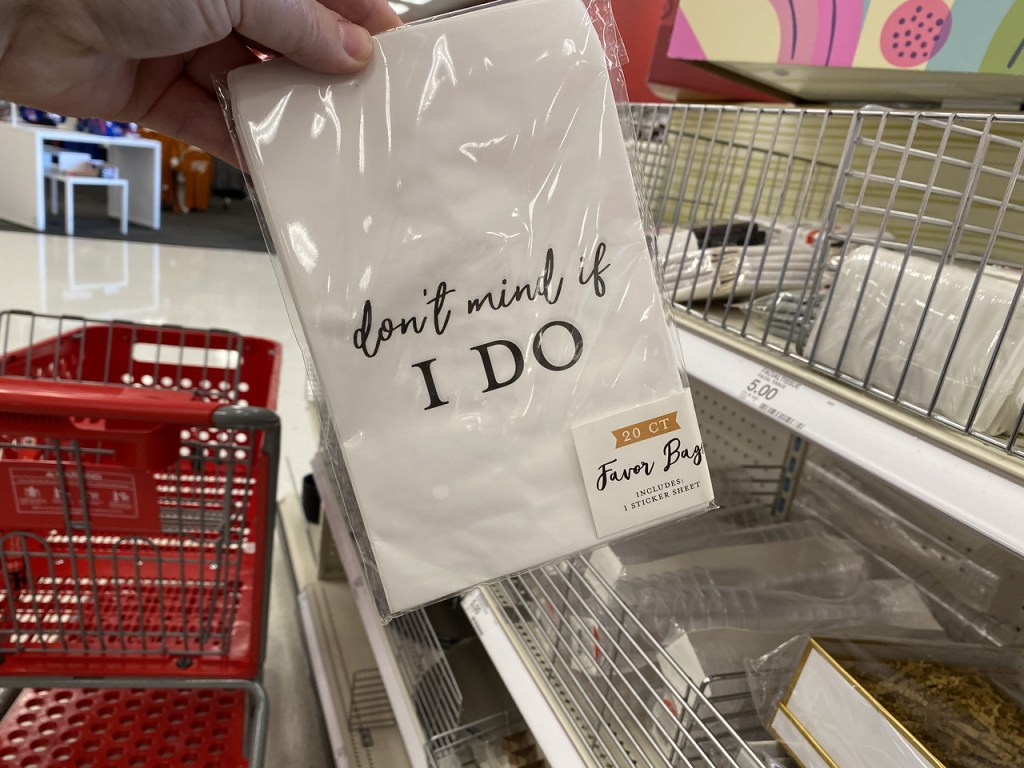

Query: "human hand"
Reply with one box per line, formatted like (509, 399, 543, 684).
(0, 0, 401, 160)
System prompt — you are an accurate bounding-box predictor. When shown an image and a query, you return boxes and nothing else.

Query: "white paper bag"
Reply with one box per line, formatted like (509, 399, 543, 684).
(227, 0, 714, 614)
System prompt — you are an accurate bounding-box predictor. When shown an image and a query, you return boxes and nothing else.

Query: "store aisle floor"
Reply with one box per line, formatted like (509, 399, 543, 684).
(0, 231, 329, 765)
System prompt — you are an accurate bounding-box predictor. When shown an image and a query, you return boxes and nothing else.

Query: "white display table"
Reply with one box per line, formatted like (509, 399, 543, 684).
(0, 123, 160, 232)
(46, 170, 129, 236)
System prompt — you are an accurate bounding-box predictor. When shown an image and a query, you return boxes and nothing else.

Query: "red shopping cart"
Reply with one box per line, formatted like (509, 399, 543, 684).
(0, 310, 281, 767)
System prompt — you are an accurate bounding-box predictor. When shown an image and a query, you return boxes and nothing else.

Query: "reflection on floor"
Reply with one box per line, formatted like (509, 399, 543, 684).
(0, 230, 330, 767)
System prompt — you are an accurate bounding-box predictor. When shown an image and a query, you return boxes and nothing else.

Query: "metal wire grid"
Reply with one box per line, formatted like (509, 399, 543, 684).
(0, 311, 251, 405)
(349, 667, 397, 745)
(632, 105, 1024, 459)
(425, 711, 532, 767)
(689, 671, 763, 744)
(0, 432, 258, 661)
(632, 104, 844, 326)
(386, 604, 464, 749)
(0, 312, 264, 660)
(484, 556, 768, 768)
(805, 110, 1024, 457)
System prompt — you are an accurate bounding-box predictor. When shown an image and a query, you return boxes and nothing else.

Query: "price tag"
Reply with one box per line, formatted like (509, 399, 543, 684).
(738, 367, 806, 431)
(463, 590, 487, 636)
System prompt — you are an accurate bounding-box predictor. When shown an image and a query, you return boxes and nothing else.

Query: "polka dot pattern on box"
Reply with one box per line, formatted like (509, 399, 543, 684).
(881, 1, 953, 67)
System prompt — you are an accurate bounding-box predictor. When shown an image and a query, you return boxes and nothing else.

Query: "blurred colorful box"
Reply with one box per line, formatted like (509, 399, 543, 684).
(653, 0, 1024, 104)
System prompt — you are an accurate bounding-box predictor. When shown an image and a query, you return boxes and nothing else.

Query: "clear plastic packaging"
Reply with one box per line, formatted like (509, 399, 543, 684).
(629, 579, 938, 647)
(738, 291, 826, 350)
(790, 444, 1018, 647)
(589, 519, 836, 586)
(658, 219, 885, 305)
(603, 486, 780, 567)
(749, 635, 1024, 768)
(557, 509, 941, 687)
(616, 540, 868, 606)
(220, 0, 715, 617)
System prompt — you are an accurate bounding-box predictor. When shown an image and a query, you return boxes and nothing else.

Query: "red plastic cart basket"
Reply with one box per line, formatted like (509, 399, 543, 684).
(0, 310, 281, 767)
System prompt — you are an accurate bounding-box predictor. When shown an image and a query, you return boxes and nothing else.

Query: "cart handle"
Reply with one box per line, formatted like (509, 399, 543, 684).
(0, 376, 221, 425)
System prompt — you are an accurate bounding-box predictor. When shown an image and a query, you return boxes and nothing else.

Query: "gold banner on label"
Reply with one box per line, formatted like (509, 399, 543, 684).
(612, 411, 680, 448)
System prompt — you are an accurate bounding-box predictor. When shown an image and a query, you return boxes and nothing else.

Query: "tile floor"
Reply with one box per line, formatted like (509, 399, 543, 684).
(0, 231, 332, 766)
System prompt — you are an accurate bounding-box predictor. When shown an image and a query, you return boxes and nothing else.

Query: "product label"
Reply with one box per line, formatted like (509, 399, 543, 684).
(9, 466, 139, 519)
(0, 463, 161, 533)
(572, 390, 714, 538)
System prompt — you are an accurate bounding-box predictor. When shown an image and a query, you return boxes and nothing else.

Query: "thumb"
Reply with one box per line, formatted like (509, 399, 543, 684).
(235, 0, 374, 73)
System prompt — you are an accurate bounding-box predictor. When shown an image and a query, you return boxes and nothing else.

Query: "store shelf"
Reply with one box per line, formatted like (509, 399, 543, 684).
(461, 588, 590, 768)
(294, 102, 1024, 768)
(463, 558, 774, 768)
(299, 581, 412, 768)
(455, 388, 793, 768)
(312, 453, 430, 768)
(675, 317, 1024, 560)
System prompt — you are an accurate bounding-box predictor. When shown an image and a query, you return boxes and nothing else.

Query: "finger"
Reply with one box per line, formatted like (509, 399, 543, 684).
(235, 0, 374, 74)
(182, 34, 261, 95)
(320, 0, 403, 35)
(137, 75, 238, 163)
(233, 32, 282, 62)
(116, 38, 256, 140)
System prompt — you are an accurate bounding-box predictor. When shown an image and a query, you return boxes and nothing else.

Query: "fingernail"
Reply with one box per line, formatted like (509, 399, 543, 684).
(341, 22, 373, 62)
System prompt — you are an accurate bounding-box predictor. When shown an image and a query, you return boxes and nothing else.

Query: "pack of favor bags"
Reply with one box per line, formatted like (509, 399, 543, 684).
(223, 0, 715, 618)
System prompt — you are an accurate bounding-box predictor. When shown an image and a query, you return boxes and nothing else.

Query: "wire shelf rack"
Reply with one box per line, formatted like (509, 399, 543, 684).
(426, 711, 537, 768)
(633, 104, 1024, 461)
(348, 668, 396, 743)
(457, 453, 788, 768)
(481, 555, 770, 768)
(387, 608, 464, 752)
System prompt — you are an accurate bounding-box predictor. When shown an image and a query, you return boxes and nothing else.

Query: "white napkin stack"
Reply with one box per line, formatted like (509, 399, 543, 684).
(229, 0, 698, 612)
(808, 246, 1024, 435)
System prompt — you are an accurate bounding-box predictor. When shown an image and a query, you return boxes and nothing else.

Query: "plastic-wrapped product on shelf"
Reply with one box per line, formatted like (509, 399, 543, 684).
(630, 579, 939, 648)
(749, 635, 1024, 768)
(652, 626, 952, 759)
(614, 536, 869, 603)
(791, 445, 1017, 646)
(604, 480, 781, 567)
(221, 0, 715, 617)
(563, 523, 879, 683)
(565, 571, 938, 689)
(739, 291, 826, 348)
(660, 242, 820, 304)
(567, 522, 854, 674)
(588, 518, 839, 587)
(658, 219, 888, 305)
(806, 245, 1024, 436)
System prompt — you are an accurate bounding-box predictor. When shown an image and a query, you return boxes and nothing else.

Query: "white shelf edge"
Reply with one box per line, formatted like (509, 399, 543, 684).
(312, 453, 429, 768)
(461, 588, 590, 768)
(676, 324, 1024, 558)
(297, 589, 352, 768)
